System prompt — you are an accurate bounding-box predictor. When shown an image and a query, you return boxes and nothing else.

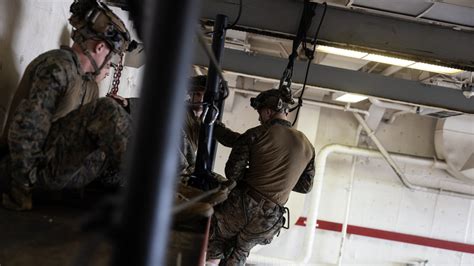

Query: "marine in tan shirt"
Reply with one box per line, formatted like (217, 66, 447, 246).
(208, 89, 315, 266)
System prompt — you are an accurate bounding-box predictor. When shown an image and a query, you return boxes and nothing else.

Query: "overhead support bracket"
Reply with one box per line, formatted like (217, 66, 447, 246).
(193, 47, 474, 114)
(200, 0, 474, 70)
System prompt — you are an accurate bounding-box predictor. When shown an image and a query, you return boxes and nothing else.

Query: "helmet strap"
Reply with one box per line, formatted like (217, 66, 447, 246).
(78, 39, 114, 77)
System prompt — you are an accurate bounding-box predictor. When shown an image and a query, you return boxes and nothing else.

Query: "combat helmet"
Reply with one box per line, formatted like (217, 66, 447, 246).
(189, 75, 207, 93)
(250, 89, 294, 113)
(70, 0, 131, 54)
(186, 75, 207, 111)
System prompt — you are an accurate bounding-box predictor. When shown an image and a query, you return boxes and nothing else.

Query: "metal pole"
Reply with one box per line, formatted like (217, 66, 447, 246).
(193, 14, 227, 187)
(112, 0, 201, 265)
(208, 15, 228, 170)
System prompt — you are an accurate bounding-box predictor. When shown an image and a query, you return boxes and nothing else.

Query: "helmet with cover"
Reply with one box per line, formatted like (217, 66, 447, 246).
(189, 75, 207, 93)
(187, 75, 207, 112)
(250, 89, 293, 113)
(70, 0, 131, 54)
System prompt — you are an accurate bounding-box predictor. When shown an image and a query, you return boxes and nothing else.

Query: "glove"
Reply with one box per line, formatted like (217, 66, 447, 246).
(107, 94, 130, 113)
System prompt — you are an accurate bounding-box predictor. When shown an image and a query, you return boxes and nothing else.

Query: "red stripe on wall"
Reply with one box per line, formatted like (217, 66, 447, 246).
(294, 217, 474, 254)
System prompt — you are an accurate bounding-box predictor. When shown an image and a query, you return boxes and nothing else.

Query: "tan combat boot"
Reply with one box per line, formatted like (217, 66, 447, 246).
(2, 180, 33, 211)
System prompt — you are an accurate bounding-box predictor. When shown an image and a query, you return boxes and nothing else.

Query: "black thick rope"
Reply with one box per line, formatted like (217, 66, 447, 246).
(204, 0, 243, 35)
(278, 0, 317, 98)
(226, 0, 243, 30)
(291, 2, 328, 126)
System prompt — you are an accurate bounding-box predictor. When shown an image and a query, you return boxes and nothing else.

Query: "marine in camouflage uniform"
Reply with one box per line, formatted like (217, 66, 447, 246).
(178, 76, 207, 181)
(208, 89, 315, 265)
(0, 1, 133, 210)
(174, 75, 238, 222)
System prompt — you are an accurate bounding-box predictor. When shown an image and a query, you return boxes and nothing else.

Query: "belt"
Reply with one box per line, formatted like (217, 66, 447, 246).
(245, 186, 279, 208)
(245, 186, 290, 230)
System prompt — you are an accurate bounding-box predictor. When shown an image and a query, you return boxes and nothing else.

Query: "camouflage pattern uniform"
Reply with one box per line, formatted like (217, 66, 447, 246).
(178, 75, 207, 181)
(208, 119, 315, 265)
(179, 110, 200, 181)
(0, 48, 131, 191)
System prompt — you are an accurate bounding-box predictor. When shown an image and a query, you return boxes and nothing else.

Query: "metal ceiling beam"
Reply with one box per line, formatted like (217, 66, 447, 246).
(438, 0, 474, 9)
(200, 0, 474, 70)
(193, 47, 474, 114)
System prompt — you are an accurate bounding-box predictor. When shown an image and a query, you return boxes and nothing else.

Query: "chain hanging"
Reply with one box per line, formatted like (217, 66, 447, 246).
(107, 53, 124, 96)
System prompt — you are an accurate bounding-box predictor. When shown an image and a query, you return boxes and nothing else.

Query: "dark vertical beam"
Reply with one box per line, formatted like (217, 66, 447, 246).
(208, 14, 228, 171)
(112, 0, 201, 265)
(194, 14, 227, 182)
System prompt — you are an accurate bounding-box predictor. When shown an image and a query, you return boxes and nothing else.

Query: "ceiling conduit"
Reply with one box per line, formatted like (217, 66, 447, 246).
(354, 112, 474, 195)
(369, 98, 418, 113)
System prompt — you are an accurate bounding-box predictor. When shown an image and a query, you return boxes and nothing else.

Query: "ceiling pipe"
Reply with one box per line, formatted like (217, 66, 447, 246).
(354, 113, 474, 198)
(380, 65, 404, 76)
(353, 113, 413, 189)
(388, 110, 411, 124)
(362, 107, 471, 186)
(337, 125, 363, 265)
(369, 98, 418, 113)
(368, 66, 420, 125)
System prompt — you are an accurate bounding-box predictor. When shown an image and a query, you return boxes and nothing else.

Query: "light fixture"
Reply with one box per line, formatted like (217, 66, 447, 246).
(316, 45, 368, 59)
(333, 93, 368, 103)
(363, 54, 414, 67)
(316, 45, 463, 74)
(409, 63, 462, 75)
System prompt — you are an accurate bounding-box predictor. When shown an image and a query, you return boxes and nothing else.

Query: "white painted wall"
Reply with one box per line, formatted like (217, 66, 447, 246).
(0, 0, 67, 133)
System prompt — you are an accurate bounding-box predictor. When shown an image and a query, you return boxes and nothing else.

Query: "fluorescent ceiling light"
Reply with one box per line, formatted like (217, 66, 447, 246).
(316, 45, 368, 59)
(409, 62, 463, 75)
(334, 93, 368, 103)
(316, 45, 463, 74)
(363, 54, 415, 67)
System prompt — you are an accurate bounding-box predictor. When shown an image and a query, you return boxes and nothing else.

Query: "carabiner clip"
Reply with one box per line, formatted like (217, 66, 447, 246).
(201, 104, 220, 125)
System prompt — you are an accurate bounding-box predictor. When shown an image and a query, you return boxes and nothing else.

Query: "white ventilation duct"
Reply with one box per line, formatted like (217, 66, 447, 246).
(435, 115, 474, 182)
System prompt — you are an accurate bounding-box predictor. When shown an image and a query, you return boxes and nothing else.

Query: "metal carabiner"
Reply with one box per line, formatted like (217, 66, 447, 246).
(201, 104, 220, 125)
(208, 104, 220, 125)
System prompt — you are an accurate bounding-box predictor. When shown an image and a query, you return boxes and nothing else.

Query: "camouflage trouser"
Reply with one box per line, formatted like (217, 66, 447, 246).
(22, 97, 131, 190)
(36, 97, 132, 190)
(178, 130, 196, 183)
(207, 187, 285, 266)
